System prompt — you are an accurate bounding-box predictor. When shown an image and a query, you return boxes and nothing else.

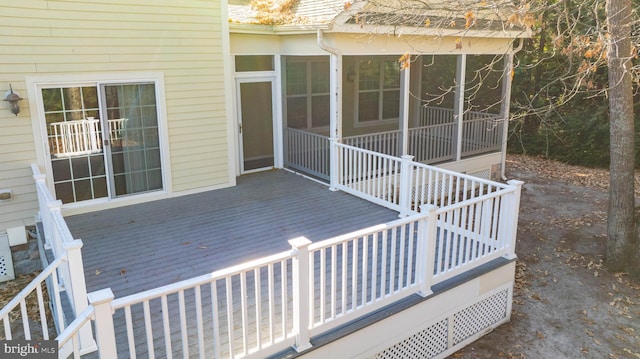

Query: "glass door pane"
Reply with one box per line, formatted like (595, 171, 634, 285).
(43, 86, 108, 204)
(102, 83, 163, 197)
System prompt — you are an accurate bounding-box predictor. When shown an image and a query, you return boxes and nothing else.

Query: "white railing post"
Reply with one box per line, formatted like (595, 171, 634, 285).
(504, 180, 524, 260)
(289, 237, 313, 352)
(329, 137, 339, 191)
(33, 173, 52, 249)
(48, 201, 64, 256)
(417, 205, 438, 297)
(87, 289, 117, 358)
(64, 239, 97, 354)
(398, 155, 414, 217)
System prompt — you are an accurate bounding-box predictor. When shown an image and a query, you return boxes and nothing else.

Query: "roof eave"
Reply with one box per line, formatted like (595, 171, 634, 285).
(328, 22, 531, 39)
(229, 22, 331, 35)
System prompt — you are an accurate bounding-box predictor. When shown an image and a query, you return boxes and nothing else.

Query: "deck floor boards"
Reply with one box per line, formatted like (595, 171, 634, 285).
(66, 170, 398, 298)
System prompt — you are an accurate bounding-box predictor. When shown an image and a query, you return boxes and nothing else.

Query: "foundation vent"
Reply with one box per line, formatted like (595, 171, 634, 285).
(0, 234, 15, 282)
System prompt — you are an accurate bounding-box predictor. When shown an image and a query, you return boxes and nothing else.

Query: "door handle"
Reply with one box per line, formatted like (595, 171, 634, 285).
(239, 123, 242, 134)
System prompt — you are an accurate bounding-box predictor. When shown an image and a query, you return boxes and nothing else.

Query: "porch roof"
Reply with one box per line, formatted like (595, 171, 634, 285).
(65, 170, 398, 297)
(228, 0, 527, 38)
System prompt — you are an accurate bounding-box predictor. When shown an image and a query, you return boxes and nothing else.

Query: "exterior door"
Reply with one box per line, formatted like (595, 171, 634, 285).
(237, 80, 276, 173)
(42, 83, 164, 204)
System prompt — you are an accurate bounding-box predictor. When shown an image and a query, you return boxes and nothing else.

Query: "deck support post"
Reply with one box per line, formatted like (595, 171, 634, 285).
(289, 237, 313, 352)
(64, 239, 97, 355)
(417, 204, 438, 297)
(504, 180, 524, 260)
(329, 137, 339, 191)
(88, 289, 117, 358)
(398, 154, 414, 217)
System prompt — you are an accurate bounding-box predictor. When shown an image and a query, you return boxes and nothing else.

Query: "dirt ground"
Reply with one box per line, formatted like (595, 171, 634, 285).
(454, 154, 640, 359)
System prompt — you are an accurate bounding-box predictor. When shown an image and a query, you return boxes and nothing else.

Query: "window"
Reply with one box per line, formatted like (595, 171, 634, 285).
(284, 57, 330, 130)
(356, 58, 400, 124)
(41, 81, 164, 204)
(235, 55, 274, 72)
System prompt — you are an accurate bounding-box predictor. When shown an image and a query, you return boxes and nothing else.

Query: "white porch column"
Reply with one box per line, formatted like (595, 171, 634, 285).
(454, 54, 467, 161)
(328, 52, 342, 190)
(500, 50, 515, 179)
(289, 237, 313, 352)
(399, 65, 411, 156)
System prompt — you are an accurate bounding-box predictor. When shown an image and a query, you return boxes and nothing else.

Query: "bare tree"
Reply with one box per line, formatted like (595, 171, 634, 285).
(605, 0, 639, 275)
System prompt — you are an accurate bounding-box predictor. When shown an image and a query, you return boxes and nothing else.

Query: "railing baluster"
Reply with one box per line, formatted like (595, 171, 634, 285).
(161, 295, 173, 359)
(124, 306, 136, 359)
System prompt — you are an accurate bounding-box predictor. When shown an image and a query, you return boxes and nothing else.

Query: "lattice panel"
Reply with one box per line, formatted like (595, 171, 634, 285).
(468, 169, 491, 180)
(371, 318, 449, 359)
(452, 288, 509, 345)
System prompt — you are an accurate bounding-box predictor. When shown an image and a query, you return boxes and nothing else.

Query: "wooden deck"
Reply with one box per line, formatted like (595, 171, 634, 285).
(65, 170, 399, 298)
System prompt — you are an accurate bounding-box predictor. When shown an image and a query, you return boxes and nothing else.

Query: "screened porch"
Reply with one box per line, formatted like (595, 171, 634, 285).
(282, 54, 507, 181)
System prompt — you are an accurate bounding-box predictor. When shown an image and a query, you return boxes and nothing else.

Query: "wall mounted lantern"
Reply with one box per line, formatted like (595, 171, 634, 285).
(4, 84, 23, 116)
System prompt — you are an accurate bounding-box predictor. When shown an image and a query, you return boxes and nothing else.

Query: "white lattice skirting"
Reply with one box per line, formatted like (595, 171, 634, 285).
(370, 286, 511, 359)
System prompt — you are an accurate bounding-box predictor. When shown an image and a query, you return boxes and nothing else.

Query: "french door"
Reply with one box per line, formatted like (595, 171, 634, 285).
(42, 83, 164, 204)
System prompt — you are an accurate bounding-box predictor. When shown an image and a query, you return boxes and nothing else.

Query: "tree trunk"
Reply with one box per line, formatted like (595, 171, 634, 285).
(605, 0, 639, 276)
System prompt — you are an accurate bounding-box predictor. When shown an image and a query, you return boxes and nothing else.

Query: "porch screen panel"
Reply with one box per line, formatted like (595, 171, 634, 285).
(464, 55, 503, 114)
(103, 83, 163, 196)
(43, 86, 107, 204)
(285, 61, 308, 129)
(284, 57, 330, 130)
(357, 58, 401, 123)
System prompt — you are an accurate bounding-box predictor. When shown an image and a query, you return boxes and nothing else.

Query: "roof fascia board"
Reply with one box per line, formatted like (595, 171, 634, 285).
(328, 23, 530, 39)
(229, 23, 330, 35)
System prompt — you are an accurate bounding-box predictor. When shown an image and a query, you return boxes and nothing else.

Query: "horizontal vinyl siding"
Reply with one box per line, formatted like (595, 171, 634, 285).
(0, 0, 230, 230)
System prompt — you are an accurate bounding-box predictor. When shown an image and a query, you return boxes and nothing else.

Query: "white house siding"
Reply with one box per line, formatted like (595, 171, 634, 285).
(0, 1, 231, 231)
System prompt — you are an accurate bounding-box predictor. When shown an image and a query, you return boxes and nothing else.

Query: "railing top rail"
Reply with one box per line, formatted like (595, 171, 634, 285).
(0, 256, 67, 318)
(435, 186, 517, 214)
(463, 114, 504, 122)
(342, 130, 400, 140)
(335, 142, 401, 162)
(412, 160, 510, 190)
(286, 127, 330, 139)
(112, 250, 292, 309)
(56, 304, 95, 348)
(308, 211, 428, 251)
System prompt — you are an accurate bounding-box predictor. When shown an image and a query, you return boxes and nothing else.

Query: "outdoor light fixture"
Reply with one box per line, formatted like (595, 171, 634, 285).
(4, 84, 23, 116)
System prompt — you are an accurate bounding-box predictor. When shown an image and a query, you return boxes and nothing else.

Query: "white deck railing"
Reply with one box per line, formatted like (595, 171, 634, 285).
(55, 161, 520, 358)
(285, 107, 503, 178)
(0, 166, 95, 355)
(284, 128, 330, 180)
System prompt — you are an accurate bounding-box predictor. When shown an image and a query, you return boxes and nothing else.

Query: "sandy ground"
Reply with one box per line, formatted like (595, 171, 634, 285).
(454, 155, 640, 359)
